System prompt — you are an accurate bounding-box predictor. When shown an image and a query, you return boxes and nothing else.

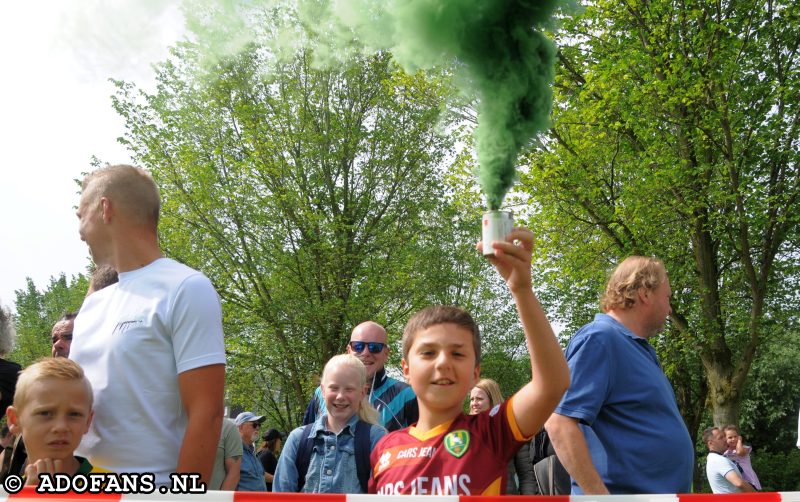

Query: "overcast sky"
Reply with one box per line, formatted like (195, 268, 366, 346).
(0, 1, 185, 310)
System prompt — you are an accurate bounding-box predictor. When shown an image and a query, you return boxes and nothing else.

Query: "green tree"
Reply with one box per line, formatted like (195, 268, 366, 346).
(112, 45, 511, 426)
(520, 0, 800, 439)
(738, 315, 800, 452)
(11, 274, 88, 367)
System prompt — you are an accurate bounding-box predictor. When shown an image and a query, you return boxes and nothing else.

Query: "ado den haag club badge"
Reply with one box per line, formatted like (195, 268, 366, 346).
(444, 430, 470, 458)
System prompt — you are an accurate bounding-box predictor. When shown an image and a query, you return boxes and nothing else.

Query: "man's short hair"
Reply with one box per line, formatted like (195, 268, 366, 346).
(600, 256, 668, 312)
(702, 426, 719, 444)
(402, 306, 480, 366)
(58, 312, 78, 323)
(81, 164, 160, 227)
(14, 358, 93, 412)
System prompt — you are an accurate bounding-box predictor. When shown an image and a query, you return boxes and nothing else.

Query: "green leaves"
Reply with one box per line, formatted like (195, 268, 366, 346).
(11, 273, 89, 367)
(113, 45, 500, 426)
(521, 0, 800, 453)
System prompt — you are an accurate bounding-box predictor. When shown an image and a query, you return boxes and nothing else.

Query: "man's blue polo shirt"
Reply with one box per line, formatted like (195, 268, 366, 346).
(554, 313, 693, 494)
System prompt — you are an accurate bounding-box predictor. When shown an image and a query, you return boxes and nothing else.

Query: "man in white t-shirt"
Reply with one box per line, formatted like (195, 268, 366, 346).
(703, 427, 755, 493)
(70, 164, 225, 485)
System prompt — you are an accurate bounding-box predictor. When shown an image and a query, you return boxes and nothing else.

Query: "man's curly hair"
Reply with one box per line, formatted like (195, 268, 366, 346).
(600, 256, 667, 312)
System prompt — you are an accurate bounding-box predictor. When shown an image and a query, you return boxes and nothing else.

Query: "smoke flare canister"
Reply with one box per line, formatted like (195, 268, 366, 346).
(482, 211, 514, 256)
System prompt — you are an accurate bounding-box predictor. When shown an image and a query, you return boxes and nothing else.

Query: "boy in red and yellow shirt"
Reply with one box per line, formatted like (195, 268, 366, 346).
(369, 227, 570, 495)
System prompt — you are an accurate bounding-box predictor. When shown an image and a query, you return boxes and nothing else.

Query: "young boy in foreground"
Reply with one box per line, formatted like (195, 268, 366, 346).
(6, 358, 100, 484)
(369, 227, 570, 495)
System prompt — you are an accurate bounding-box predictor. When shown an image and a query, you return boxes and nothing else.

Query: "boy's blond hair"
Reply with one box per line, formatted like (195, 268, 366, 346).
(14, 358, 93, 411)
(402, 306, 481, 366)
(321, 354, 380, 425)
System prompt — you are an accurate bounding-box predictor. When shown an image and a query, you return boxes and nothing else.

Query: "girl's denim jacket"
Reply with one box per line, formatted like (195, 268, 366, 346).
(273, 413, 385, 493)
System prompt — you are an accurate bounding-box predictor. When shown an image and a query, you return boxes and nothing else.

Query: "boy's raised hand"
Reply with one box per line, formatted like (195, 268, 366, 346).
(477, 227, 534, 294)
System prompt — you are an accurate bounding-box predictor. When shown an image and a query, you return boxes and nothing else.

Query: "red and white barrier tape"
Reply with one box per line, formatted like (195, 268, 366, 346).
(1, 490, 799, 501)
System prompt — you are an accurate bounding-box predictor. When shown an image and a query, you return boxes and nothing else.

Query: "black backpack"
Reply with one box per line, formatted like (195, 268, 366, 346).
(294, 421, 372, 493)
(530, 429, 571, 495)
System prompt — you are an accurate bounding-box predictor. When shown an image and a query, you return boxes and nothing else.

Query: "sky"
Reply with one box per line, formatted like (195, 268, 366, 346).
(0, 1, 186, 310)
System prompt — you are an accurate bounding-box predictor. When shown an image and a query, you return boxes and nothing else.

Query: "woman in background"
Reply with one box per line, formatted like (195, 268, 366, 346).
(257, 428, 285, 492)
(469, 378, 536, 495)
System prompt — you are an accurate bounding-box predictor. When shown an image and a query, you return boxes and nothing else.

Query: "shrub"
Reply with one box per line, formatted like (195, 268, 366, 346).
(751, 450, 800, 491)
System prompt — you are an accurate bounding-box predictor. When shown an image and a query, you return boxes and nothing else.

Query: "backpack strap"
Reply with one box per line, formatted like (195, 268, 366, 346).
(0, 444, 13, 482)
(293, 423, 315, 492)
(294, 421, 372, 493)
(8, 436, 26, 479)
(354, 421, 372, 493)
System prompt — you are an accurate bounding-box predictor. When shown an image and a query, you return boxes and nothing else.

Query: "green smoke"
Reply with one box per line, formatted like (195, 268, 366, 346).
(303, 0, 563, 210)
(182, 0, 563, 209)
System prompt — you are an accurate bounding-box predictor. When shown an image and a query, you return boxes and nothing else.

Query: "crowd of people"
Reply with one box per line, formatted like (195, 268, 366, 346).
(0, 163, 783, 495)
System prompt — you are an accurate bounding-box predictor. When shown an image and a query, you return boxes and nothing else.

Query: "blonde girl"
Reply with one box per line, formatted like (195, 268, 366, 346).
(273, 354, 385, 493)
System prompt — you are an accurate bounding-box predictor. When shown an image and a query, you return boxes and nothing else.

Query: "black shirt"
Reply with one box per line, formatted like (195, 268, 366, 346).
(0, 358, 22, 413)
(257, 449, 278, 492)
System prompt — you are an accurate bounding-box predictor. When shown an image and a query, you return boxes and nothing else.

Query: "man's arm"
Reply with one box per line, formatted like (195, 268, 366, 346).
(482, 228, 570, 438)
(545, 413, 609, 494)
(220, 457, 241, 490)
(724, 470, 756, 492)
(177, 364, 225, 484)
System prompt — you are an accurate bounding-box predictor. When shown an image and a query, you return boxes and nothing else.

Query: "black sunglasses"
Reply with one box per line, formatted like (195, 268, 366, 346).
(348, 341, 386, 354)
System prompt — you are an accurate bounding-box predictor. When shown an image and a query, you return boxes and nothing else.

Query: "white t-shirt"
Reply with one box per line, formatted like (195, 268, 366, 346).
(71, 258, 226, 485)
(706, 452, 740, 493)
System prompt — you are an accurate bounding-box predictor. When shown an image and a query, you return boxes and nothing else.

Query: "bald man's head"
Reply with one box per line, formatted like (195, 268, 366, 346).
(346, 321, 389, 379)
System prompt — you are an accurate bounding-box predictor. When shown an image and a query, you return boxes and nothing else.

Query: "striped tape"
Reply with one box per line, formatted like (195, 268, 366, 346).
(1, 489, 798, 501)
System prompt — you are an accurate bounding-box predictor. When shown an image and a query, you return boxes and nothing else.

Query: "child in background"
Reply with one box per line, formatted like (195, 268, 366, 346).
(369, 227, 570, 495)
(273, 354, 385, 493)
(723, 424, 761, 490)
(6, 358, 102, 485)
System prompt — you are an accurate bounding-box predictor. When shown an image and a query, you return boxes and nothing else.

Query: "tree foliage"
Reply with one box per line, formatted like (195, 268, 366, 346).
(10, 274, 88, 367)
(520, 0, 800, 439)
(738, 321, 800, 452)
(112, 44, 520, 427)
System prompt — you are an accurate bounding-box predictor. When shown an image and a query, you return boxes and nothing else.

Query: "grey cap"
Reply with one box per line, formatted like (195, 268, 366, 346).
(234, 411, 266, 426)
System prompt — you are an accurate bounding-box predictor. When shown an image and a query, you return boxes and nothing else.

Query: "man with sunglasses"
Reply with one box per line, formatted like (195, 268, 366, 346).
(302, 321, 418, 431)
(235, 412, 267, 492)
